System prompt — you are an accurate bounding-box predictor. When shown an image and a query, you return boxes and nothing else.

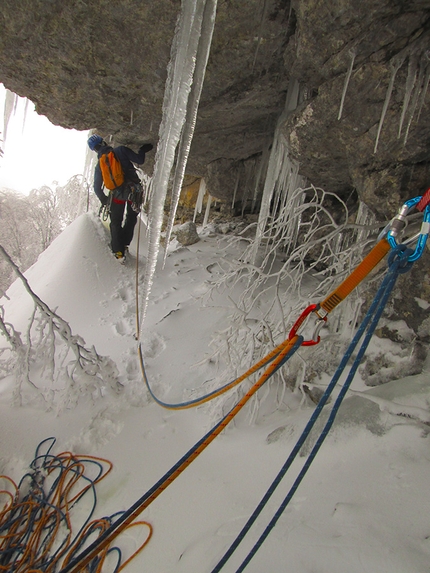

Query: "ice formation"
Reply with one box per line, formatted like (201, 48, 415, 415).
(202, 193, 212, 227)
(338, 48, 356, 120)
(403, 50, 430, 145)
(374, 54, 405, 154)
(162, 0, 218, 268)
(373, 44, 430, 153)
(250, 79, 305, 265)
(193, 177, 207, 222)
(138, 0, 218, 332)
(2, 88, 17, 145)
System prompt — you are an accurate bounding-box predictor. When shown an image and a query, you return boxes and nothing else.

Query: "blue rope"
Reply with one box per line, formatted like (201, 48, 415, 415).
(138, 342, 287, 409)
(57, 336, 304, 573)
(0, 437, 111, 572)
(211, 244, 414, 573)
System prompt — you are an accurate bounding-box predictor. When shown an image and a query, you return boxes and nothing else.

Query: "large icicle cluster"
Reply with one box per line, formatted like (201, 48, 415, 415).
(373, 44, 429, 152)
(250, 79, 306, 265)
(138, 0, 218, 332)
(335, 40, 430, 152)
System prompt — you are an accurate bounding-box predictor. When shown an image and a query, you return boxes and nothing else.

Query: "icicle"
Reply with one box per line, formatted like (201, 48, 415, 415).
(252, 0, 268, 71)
(251, 147, 268, 213)
(402, 53, 427, 145)
(203, 193, 212, 226)
(138, 0, 218, 332)
(338, 47, 356, 120)
(231, 167, 240, 209)
(22, 98, 29, 134)
(3, 89, 17, 146)
(162, 0, 218, 268)
(240, 158, 255, 218)
(354, 200, 375, 243)
(83, 142, 96, 184)
(250, 78, 302, 264)
(130, 109, 134, 126)
(398, 54, 417, 138)
(250, 137, 282, 263)
(285, 77, 300, 113)
(416, 51, 430, 122)
(193, 178, 206, 221)
(374, 54, 405, 153)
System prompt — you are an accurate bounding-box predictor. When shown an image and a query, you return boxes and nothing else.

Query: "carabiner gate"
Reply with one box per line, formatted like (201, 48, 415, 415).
(288, 304, 327, 346)
(386, 196, 430, 262)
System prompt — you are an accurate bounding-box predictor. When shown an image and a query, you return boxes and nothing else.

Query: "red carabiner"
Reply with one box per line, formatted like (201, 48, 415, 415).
(288, 304, 325, 346)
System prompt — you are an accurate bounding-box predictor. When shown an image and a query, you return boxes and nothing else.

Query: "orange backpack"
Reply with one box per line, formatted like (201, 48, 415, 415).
(99, 151, 125, 190)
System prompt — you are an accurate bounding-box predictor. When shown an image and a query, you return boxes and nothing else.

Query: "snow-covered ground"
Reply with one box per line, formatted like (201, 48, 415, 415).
(1, 212, 429, 573)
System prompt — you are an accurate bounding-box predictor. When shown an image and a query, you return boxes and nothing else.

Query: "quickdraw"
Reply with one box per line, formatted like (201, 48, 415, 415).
(289, 193, 429, 345)
(385, 193, 430, 262)
(288, 303, 326, 346)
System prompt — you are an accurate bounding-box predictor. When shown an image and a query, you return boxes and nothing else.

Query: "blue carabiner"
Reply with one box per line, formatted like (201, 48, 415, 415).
(387, 196, 430, 262)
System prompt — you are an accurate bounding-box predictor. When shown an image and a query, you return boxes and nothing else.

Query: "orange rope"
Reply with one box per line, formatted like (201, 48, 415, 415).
(0, 450, 147, 573)
(62, 336, 300, 573)
(139, 333, 302, 409)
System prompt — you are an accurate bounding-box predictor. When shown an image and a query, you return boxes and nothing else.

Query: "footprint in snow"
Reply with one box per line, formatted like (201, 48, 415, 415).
(141, 332, 166, 359)
(113, 318, 133, 336)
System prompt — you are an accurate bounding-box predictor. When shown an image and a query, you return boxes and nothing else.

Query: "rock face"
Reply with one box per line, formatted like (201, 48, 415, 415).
(283, 0, 430, 219)
(0, 0, 429, 364)
(0, 0, 291, 184)
(0, 0, 428, 209)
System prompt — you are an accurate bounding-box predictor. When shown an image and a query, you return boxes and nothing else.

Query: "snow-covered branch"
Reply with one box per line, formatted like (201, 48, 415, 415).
(0, 245, 120, 411)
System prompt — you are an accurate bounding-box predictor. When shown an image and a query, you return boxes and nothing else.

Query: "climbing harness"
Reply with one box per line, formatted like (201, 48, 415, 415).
(58, 193, 427, 573)
(98, 182, 144, 222)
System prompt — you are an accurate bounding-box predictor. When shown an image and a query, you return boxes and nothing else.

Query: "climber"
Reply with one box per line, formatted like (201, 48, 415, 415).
(87, 134, 153, 263)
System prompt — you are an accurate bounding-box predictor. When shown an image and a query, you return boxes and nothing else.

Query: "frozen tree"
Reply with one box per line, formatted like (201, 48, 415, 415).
(56, 174, 95, 228)
(27, 186, 62, 251)
(0, 245, 120, 411)
(200, 186, 385, 422)
(0, 177, 94, 296)
(0, 191, 41, 294)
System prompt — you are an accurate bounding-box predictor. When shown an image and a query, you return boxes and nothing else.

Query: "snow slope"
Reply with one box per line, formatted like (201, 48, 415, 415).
(1, 213, 430, 573)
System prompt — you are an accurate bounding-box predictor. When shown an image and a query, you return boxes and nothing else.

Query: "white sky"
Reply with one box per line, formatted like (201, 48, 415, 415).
(0, 84, 89, 195)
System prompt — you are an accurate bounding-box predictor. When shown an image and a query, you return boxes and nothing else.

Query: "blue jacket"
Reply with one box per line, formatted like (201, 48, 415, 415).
(94, 145, 147, 205)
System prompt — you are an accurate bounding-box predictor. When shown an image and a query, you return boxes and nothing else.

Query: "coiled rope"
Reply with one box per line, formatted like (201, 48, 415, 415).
(0, 437, 152, 573)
